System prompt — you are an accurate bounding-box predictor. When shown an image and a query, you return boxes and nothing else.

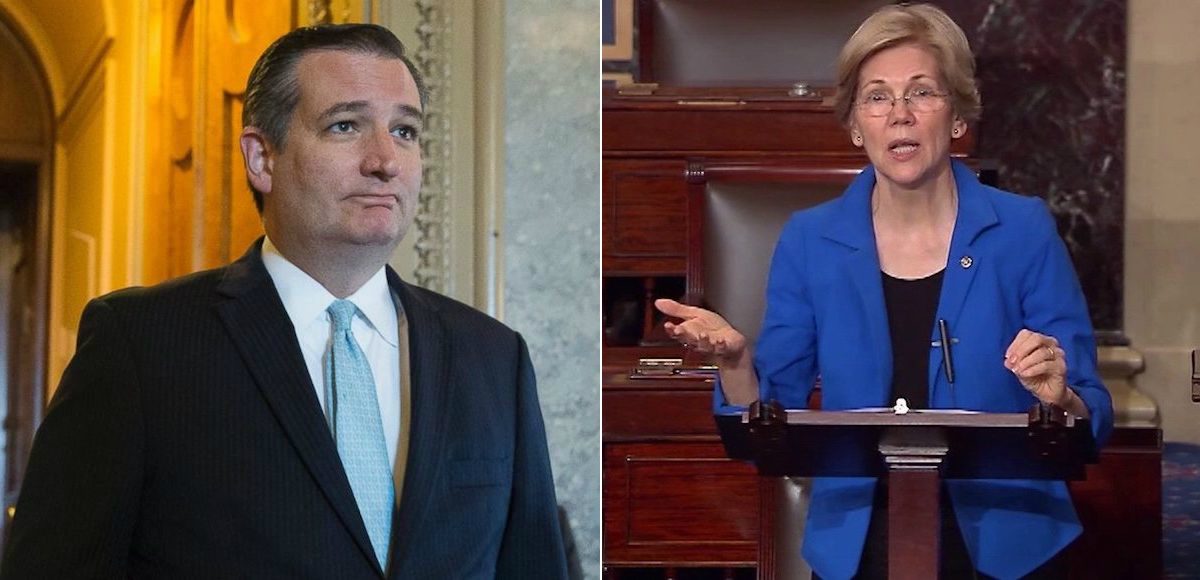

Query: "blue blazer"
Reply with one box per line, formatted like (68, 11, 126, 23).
(716, 161, 1113, 579)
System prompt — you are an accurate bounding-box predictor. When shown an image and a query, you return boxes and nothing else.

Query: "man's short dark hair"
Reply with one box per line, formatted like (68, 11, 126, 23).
(242, 23, 427, 213)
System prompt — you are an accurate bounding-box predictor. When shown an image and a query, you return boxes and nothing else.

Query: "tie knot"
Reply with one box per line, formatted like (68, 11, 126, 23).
(327, 299, 358, 332)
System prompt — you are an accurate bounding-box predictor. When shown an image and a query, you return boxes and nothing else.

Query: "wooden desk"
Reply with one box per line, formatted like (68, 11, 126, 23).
(603, 347, 760, 572)
(602, 346, 1163, 579)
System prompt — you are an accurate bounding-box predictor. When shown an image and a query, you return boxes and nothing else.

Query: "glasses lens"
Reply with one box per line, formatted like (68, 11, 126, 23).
(858, 91, 945, 116)
(860, 96, 891, 117)
(908, 92, 945, 113)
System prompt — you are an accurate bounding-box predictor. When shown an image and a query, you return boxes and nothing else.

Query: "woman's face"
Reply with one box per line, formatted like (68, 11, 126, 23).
(848, 43, 966, 192)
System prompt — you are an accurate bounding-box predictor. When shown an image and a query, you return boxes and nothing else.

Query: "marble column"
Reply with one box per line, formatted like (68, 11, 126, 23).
(504, 0, 601, 577)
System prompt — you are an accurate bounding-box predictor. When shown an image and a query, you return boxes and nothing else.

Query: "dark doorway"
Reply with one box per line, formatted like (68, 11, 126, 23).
(0, 161, 44, 537)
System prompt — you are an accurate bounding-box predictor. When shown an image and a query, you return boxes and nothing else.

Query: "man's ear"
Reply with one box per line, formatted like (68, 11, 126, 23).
(240, 127, 274, 194)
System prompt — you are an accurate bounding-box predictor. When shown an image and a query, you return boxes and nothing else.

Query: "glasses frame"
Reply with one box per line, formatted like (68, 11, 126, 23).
(855, 88, 951, 118)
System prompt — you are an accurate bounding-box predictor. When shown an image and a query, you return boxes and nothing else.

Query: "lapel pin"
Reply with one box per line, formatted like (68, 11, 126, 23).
(960, 255, 973, 269)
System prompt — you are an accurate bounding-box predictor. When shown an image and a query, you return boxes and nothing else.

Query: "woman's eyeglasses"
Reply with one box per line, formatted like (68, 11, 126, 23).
(856, 88, 950, 117)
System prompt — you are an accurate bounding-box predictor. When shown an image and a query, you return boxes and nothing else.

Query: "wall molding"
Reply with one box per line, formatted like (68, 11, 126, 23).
(0, 0, 63, 113)
(411, 0, 453, 294)
(381, 1, 503, 313)
(56, 34, 112, 130)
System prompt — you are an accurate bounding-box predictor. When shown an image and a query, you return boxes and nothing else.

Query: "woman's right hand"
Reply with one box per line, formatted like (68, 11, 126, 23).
(653, 299, 747, 362)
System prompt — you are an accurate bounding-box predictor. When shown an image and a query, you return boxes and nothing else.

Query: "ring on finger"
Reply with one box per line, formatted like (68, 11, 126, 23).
(1045, 345, 1055, 361)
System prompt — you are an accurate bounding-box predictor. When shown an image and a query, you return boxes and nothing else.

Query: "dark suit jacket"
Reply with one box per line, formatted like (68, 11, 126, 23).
(1, 242, 568, 579)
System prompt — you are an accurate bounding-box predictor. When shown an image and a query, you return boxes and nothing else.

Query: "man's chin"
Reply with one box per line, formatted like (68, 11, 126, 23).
(334, 227, 403, 251)
(350, 234, 402, 248)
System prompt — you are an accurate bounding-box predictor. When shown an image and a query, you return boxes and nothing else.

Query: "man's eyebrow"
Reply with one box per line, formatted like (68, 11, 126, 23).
(317, 101, 370, 123)
(395, 104, 424, 126)
(316, 101, 424, 126)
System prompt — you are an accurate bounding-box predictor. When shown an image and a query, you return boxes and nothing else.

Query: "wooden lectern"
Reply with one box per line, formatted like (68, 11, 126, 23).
(717, 401, 1097, 580)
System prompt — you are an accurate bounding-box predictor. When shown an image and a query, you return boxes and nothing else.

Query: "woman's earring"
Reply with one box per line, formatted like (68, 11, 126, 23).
(952, 128, 961, 136)
(853, 134, 863, 146)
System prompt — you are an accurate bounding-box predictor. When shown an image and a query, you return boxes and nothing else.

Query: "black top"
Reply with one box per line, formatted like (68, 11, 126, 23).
(881, 269, 945, 409)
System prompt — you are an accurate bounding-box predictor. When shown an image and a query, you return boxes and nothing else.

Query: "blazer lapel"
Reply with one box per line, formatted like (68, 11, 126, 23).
(929, 162, 1000, 390)
(820, 168, 892, 402)
(385, 270, 454, 576)
(215, 240, 382, 575)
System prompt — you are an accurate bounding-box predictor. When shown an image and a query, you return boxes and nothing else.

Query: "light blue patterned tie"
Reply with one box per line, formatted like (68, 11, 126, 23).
(324, 299, 393, 569)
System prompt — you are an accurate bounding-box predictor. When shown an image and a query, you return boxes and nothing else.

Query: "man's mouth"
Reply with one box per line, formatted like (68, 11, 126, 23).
(349, 194, 399, 204)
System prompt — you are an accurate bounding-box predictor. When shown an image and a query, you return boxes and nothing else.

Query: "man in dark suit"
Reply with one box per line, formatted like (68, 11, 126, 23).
(1, 24, 568, 579)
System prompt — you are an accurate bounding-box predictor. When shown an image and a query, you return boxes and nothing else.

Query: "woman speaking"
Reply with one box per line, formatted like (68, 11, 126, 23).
(656, 4, 1113, 579)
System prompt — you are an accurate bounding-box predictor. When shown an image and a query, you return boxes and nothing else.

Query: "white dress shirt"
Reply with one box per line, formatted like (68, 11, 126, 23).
(261, 236, 401, 470)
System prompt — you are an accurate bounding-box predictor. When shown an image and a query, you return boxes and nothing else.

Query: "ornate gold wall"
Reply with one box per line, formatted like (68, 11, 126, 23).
(0, 0, 377, 393)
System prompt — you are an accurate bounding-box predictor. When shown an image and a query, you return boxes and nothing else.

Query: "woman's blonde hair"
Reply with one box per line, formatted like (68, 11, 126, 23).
(832, 3, 981, 126)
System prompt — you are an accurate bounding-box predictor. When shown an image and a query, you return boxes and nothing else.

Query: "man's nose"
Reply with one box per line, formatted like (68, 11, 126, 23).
(361, 129, 403, 179)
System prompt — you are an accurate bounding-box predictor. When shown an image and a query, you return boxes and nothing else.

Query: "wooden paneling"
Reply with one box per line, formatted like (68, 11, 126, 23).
(197, 1, 268, 269)
(146, 0, 292, 283)
(604, 349, 760, 567)
(1067, 427, 1163, 579)
(604, 442, 759, 566)
(603, 158, 689, 275)
(603, 385, 716, 439)
(604, 106, 853, 156)
(604, 92, 976, 157)
(50, 57, 109, 386)
(627, 456, 757, 543)
(198, 0, 287, 269)
(153, 0, 196, 281)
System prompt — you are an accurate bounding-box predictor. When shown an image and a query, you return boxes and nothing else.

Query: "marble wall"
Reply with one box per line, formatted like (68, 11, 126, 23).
(947, 0, 1200, 442)
(503, 0, 601, 577)
(940, 0, 1128, 336)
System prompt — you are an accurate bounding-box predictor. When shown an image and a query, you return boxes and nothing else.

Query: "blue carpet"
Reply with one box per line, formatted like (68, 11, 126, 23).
(1165, 443, 1200, 579)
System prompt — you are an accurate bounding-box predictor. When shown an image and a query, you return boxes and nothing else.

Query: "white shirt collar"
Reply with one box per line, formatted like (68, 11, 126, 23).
(261, 236, 399, 347)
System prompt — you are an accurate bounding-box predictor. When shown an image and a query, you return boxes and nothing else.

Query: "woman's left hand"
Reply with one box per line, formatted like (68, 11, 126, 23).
(1004, 329, 1069, 406)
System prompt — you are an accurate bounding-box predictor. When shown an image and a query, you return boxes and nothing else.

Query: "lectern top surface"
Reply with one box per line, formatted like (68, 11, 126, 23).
(738, 409, 1053, 428)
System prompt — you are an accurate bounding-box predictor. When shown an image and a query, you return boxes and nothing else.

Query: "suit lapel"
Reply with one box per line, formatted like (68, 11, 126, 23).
(936, 161, 999, 323)
(929, 162, 1000, 386)
(820, 169, 892, 402)
(215, 241, 382, 575)
(390, 294, 412, 508)
(385, 270, 453, 576)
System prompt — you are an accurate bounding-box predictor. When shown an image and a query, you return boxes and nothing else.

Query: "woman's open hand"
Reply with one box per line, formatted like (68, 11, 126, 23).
(654, 299, 747, 362)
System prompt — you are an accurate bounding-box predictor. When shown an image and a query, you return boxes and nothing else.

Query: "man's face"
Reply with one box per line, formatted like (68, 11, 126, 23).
(249, 50, 422, 255)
